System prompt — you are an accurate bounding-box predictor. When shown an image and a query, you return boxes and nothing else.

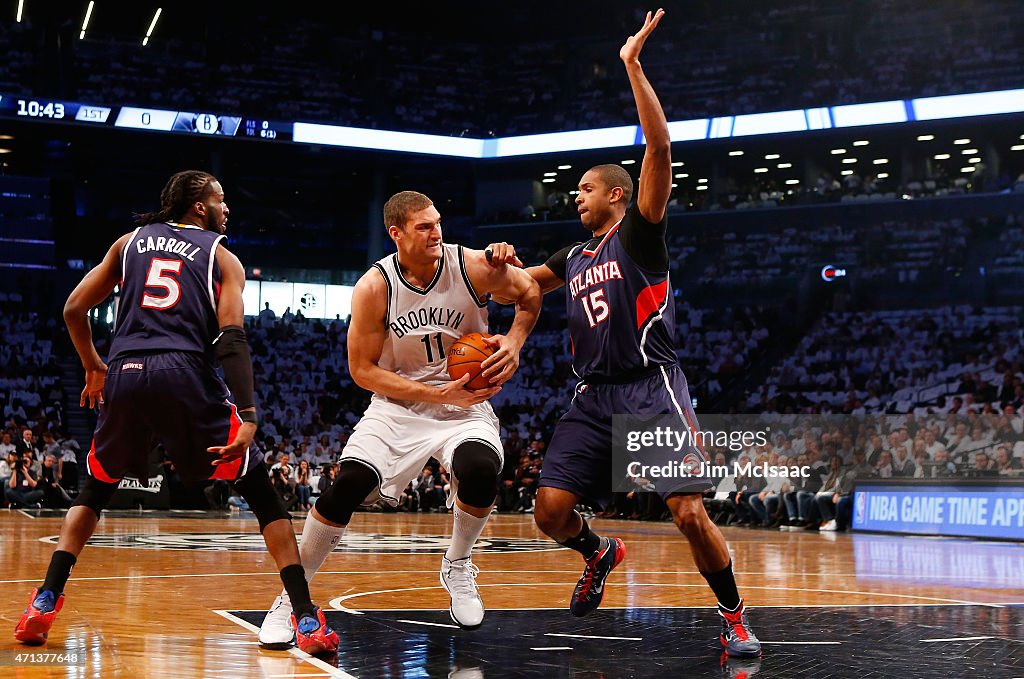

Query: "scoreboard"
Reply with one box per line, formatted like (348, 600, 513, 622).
(0, 94, 293, 142)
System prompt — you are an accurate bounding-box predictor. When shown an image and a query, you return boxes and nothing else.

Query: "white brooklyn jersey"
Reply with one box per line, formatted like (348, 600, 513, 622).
(373, 243, 489, 387)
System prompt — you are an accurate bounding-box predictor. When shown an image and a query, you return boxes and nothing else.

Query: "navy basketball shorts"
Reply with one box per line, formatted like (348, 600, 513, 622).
(539, 364, 712, 510)
(86, 351, 262, 486)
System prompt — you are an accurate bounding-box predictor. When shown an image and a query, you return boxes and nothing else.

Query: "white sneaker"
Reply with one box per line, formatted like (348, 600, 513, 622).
(440, 556, 484, 628)
(258, 591, 295, 649)
(820, 519, 838, 532)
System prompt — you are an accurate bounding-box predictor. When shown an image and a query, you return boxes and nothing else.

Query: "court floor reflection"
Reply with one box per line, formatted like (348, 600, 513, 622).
(232, 604, 1024, 678)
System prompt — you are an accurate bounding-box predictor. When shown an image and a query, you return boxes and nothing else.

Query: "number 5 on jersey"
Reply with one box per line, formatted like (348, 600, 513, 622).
(141, 258, 183, 309)
(580, 288, 610, 328)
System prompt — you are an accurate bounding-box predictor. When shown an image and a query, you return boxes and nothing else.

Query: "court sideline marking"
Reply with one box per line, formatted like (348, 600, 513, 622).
(212, 609, 358, 679)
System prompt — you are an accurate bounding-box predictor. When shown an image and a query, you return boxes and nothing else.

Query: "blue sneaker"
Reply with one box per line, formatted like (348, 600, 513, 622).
(569, 537, 625, 617)
(291, 607, 339, 656)
(719, 600, 761, 657)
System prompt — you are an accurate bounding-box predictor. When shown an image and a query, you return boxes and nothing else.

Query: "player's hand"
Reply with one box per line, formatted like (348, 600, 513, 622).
(80, 364, 107, 410)
(209, 421, 257, 465)
(479, 334, 523, 385)
(620, 8, 664, 64)
(436, 373, 501, 407)
(484, 242, 523, 267)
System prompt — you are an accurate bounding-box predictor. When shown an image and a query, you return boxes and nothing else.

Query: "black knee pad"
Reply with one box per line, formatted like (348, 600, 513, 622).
(452, 441, 501, 508)
(71, 476, 119, 519)
(234, 462, 291, 532)
(315, 461, 380, 525)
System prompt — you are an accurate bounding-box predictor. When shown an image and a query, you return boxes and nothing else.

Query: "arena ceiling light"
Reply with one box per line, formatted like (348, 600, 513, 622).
(79, 1, 94, 40)
(960, 166, 975, 173)
(1012, 145, 1024, 151)
(830, 148, 847, 154)
(143, 7, 162, 47)
(671, 161, 684, 167)
(853, 140, 870, 146)
(697, 178, 708, 184)
(0, 134, 13, 140)
(0, 148, 12, 154)
(754, 168, 768, 173)
(621, 159, 636, 165)
(728, 151, 744, 156)
(934, 153, 951, 160)
(785, 179, 800, 185)
(674, 173, 688, 178)
(671, 183, 678, 188)
(877, 172, 890, 179)
(961, 148, 979, 155)
(969, 158, 982, 163)
(954, 138, 971, 144)
(841, 169, 854, 176)
(541, 178, 555, 183)
(917, 135, 935, 141)
(842, 158, 857, 164)
(765, 154, 780, 160)
(696, 185, 708, 191)
(778, 162, 793, 168)
(557, 164, 572, 170)
(16, 0, 24, 22)
(873, 158, 889, 164)
(543, 172, 557, 176)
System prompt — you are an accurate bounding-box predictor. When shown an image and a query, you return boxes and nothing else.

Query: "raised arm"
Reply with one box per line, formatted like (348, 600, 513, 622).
(347, 268, 499, 405)
(64, 232, 132, 409)
(622, 8, 672, 224)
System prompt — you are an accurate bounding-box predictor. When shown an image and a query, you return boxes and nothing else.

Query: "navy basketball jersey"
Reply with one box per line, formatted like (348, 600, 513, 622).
(109, 222, 224, 360)
(550, 206, 676, 380)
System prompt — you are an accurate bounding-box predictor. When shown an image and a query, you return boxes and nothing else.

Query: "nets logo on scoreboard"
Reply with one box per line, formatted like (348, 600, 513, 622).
(40, 532, 562, 554)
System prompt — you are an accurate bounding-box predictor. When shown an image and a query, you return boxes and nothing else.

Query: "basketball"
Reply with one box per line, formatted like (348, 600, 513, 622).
(447, 332, 495, 389)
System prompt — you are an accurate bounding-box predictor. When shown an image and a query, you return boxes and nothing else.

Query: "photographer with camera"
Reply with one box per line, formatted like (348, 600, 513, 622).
(272, 462, 299, 511)
(7, 454, 44, 508)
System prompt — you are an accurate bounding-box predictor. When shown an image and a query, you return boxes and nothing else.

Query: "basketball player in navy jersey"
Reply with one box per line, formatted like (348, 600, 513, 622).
(15, 171, 338, 655)
(487, 10, 760, 657)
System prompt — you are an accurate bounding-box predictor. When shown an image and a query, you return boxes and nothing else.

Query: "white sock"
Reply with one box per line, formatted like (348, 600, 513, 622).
(282, 510, 345, 599)
(445, 504, 489, 561)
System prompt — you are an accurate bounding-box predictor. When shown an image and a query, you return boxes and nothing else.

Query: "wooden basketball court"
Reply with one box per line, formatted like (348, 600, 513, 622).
(2, 509, 1022, 677)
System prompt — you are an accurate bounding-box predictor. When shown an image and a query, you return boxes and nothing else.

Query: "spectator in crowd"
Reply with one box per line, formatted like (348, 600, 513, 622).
(295, 459, 314, 511)
(7, 455, 43, 508)
(39, 455, 72, 508)
(271, 462, 298, 511)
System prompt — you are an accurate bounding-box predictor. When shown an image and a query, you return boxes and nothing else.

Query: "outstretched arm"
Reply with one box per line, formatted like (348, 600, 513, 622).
(622, 8, 672, 225)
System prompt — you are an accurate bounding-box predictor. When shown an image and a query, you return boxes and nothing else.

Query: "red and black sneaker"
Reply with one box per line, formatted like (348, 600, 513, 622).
(569, 537, 625, 617)
(14, 588, 64, 645)
(719, 599, 762, 657)
(291, 607, 339, 656)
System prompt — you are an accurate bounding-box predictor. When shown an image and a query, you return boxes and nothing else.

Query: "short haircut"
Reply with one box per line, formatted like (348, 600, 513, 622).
(589, 164, 634, 203)
(384, 191, 433, 229)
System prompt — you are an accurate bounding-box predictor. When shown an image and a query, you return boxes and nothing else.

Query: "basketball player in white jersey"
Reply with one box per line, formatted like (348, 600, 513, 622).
(259, 191, 541, 647)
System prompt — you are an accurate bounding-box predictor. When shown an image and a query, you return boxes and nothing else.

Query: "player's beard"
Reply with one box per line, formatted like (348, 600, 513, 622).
(208, 213, 226, 234)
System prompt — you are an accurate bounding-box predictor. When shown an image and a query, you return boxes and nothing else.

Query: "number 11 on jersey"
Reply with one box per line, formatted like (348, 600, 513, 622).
(420, 332, 445, 362)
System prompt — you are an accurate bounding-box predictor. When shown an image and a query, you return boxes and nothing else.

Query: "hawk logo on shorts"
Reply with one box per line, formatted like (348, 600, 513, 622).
(41, 532, 561, 554)
(121, 361, 144, 371)
(681, 452, 703, 476)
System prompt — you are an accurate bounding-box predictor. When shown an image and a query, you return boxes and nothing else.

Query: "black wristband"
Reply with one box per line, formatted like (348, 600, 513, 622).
(214, 325, 257, 411)
(238, 410, 258, 425)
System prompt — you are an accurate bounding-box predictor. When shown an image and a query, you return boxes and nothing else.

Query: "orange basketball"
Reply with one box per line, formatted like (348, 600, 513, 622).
(447, 332, 495, 390)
